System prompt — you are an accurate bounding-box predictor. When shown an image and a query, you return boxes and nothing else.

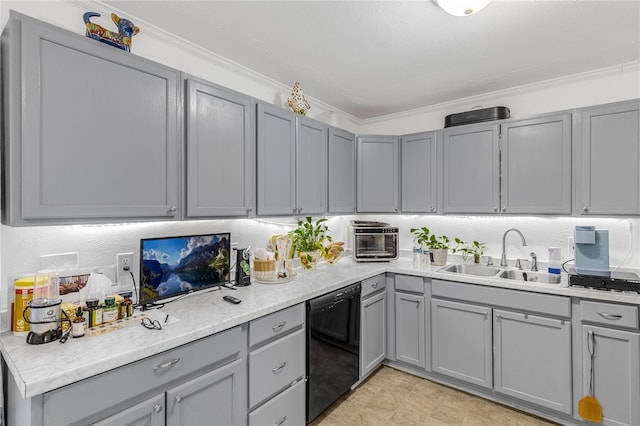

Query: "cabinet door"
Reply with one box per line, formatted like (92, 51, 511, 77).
(501, 114, 572, 214)
(443, 123, 500, 213)
(92, 394, 165, 426)
(166, 358, 246, 426)
(9, 17, 180, 224)
(296, 117, 328, 215)
(431, 299, 492, 388)
(361, 291, 387, 378)
(357, 136, 400, 213)
(578, 100, 640, 215)
(328, 127, 356, 214)
(185, 79, 254, 218)
(493, 309, 571, 414)
(256, 103, 296, 215)
(395, 292, 426, 368)
(401, 131, 438, 213)
(581, 325, 640, 426)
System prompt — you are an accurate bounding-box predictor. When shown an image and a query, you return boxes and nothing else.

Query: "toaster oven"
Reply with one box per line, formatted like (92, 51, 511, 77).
(350, 221, 399, 262)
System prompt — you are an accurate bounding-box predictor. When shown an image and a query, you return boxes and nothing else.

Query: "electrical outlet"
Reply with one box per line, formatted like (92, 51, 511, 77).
(117, 252, 134, 284)
(567, 237, 575, 258)
(231, 242, 239, 251)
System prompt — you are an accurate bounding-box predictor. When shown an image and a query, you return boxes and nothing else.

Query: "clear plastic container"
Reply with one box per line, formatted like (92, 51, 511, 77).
(548, 247, 561, 275)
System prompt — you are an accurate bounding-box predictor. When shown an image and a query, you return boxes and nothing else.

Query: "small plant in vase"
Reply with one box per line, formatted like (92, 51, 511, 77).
(410, 227, 450, 266)
(291, 217, 331, 270)
(453, 238, 486, 264)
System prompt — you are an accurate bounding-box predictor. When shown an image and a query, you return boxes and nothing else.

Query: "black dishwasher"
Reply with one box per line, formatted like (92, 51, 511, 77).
(306, 282, 361, 423)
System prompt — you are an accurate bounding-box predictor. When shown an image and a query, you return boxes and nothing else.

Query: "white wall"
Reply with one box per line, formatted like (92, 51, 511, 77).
(1, 1, 639, 331)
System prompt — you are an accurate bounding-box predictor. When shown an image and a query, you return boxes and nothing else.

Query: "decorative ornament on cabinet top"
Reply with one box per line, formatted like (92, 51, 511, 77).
(83, 12, 140, 52)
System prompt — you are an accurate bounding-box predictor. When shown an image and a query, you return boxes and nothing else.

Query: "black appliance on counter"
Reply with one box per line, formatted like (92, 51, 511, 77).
(569, 271, 640, 293)
(306, 282, 361, 423)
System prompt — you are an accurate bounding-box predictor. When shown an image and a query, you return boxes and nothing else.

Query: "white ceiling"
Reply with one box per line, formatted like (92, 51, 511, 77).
(102, 0, 640, 119)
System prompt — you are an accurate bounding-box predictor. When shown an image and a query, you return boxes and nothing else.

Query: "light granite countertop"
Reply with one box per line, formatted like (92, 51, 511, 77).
(2, 257, 639, 399)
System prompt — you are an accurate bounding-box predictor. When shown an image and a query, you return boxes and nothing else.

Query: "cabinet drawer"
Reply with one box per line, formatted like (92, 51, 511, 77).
(249, 327, 305, 408)
(361, 273, 386, 298)
(249, 378, 305, 426)
(43, 326, 242, 426)
(581, 300, 639, 329)
(250, 303, 304, 347)
(395, 274, 424, 294)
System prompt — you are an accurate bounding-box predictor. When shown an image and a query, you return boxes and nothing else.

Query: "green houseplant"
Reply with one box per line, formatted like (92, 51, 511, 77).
(453, 238, 487, 264)
(291, 217, 331, 270)
(410, 227, 450, 266)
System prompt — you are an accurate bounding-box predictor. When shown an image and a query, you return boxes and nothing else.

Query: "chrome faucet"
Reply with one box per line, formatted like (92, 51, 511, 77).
(500, 228, 527, 267)
(530, 252, 538, 271)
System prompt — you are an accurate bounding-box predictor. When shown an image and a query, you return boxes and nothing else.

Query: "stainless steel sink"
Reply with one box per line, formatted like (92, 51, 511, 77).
(499, 269, 562, 284)
(438, 264, 502, 277)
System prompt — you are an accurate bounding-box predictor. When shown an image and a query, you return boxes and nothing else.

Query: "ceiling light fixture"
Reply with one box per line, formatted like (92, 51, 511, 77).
(434, 0, 493, 16)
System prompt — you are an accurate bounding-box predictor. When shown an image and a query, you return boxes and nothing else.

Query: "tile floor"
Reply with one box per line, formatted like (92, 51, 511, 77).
(310, 366, 559, 425)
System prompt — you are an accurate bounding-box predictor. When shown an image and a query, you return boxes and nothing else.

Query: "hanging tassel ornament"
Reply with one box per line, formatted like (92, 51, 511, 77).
(287, 82, 311, 116)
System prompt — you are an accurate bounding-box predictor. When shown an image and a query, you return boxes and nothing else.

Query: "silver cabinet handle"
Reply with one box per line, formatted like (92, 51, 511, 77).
(493, 206, 498, 212)
(175, 395, 184, 404)
(153, 357, 180, 372)
(272, 321, 287, 332)
(371, 281, 379, 288)
(495, 313, 501, 320)
(246, 207, 253, 215)
(502, 207, 507, 212)
(273, 416, 287, 426)
(583, 206, 589, 213)
(598, 312, 623, 321)
(484, 311, 489, 317)
(153, 404, 163, 414)
(272, 361, 287, 374)
(168, 206, 177, 215)
(430, 206, 435, 212)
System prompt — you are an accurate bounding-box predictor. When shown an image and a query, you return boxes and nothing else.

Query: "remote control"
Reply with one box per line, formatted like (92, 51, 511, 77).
(223, 295, 241, 304)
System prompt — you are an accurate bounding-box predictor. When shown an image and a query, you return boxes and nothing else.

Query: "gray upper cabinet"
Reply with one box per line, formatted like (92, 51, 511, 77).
(296, 116, 328, 215)
(442, 123, 500, 214)
(257, 103, 296, 215)
(401, 131, 438, 213)
(2, 13, 181, 225)
(328, 127, 356, 214)
(357, 136, 400, 213)
(185, 78, 254, 218)
(501, 113, 572, 214)
(256, 103, 327, 216)
(576, 100, 640, 216)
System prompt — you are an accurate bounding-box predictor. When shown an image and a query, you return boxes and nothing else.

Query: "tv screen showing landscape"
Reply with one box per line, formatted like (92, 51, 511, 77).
(140, 232, 231, 306)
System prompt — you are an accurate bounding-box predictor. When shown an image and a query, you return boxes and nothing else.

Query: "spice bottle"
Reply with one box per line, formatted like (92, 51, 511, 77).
(120, 294, 134, 318)
(103, 297, 118, 323)
(72, 307, 86, 338)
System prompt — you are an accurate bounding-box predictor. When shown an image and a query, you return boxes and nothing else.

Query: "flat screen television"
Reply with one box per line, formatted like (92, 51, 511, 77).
(139, 232, 231, 307)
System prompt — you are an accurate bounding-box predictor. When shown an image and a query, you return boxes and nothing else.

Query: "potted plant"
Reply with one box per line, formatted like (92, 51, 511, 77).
(291, 217, 331, 270)
(453, 238, 487, 264)
(410, 227, 450, 266)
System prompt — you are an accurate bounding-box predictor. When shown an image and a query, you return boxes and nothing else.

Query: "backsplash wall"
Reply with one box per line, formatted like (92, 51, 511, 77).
(1, 215, 638, 331)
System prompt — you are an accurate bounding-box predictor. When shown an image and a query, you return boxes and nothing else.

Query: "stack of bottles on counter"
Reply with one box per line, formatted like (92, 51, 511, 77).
(67, 292, 134, 338)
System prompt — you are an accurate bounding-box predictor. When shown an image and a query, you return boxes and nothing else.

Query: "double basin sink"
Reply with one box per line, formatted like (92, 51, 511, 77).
(438, 263, 562, 284)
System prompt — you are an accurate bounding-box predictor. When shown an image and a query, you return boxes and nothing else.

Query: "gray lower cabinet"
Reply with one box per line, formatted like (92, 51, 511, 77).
(2, 12, 181, 225)
(248, 304, 305, 424)
(185, 77, 255, 218)
(361, 289, 387, 378)
(442, 123, 500, 213)
(578, 300, 640, 426)
(394, 293, 426, 369)
(431, 298, 493, 388)
(328, 127, 356, 214)
(401, 131, 438, 213)
(357, 135, 400, 213)
(501, 113, 572, 214)
(92, 394, 165, 426)
(256, 103, 327, 215)
(576, 100, 640, 216)
(493, 309, 572, 414)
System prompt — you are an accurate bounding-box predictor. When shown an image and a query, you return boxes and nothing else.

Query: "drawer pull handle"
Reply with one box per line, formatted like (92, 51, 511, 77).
(272, 362, 287, 374)
(153, 404, 163, 414)
(598, 312, 623, 321)
(175, 395, 184, 404)
(371, 281, 379, 288)
(272, 321, 287, 332)
(273, 416, 287, 426)
(153, 357, 181, 372)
